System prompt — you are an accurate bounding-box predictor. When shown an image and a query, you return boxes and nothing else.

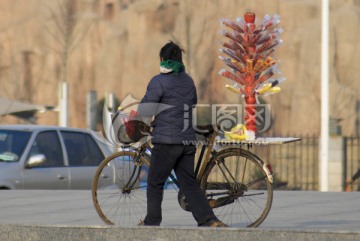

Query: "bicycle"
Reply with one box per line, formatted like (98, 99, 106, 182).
(91, 112, 279, 228)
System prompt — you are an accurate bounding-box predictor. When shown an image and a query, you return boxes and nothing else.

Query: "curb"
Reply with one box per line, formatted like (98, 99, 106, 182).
(1, 224, 359, 241)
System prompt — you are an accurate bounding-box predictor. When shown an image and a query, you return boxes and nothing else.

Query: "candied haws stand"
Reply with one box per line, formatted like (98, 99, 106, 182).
(218, 12, 285, 140)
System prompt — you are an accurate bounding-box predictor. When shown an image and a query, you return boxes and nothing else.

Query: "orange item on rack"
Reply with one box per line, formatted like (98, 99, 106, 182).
(218, 12, 284, 139)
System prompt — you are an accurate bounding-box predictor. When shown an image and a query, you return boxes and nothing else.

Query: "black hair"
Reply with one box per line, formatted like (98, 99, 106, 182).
(159, 41, 184, 63)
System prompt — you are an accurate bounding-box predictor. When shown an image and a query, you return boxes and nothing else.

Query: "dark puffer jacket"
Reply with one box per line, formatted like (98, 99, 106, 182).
(138, 71, 197, 144)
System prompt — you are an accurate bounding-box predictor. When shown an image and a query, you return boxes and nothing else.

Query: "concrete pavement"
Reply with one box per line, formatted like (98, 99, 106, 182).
(0, 190, 359, 240)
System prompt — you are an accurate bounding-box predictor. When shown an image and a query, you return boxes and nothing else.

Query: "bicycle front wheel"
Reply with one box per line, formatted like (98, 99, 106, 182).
(92, 151, 149, 226)
(201, 148, 273, 228)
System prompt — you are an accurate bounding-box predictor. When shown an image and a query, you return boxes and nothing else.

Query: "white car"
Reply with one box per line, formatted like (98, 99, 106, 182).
(0, 125, 112, 190)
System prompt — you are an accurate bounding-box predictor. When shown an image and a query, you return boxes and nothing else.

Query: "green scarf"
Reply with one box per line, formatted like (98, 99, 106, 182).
(160, 60, 185, 74)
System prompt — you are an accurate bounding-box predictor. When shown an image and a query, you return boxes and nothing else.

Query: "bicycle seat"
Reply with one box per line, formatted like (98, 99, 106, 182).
(195, 124, 219, 137)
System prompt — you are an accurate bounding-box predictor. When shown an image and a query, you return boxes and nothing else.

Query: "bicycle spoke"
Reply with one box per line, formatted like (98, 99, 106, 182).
(217, 159, 237, 184)
(201, 149, 273, 228)
(92, 151, 150, 226)
(129, 192, 147, 223)
(245, 196, 267, 211)
(241, 157, 248, 183)
(242, 192, 265, 197)
(245, 175, 267, 188)
(238, 199, 254, 224)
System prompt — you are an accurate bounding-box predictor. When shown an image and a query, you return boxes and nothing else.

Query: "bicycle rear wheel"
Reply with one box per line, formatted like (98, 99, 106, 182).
(201, 148, 273, 227)
(92, 151, 149, 226)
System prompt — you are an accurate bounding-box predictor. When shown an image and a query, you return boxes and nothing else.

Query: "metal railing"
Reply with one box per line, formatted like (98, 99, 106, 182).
(344, 137, 360, 191)
(254, 134, 319, 190)
(197, 134, 360, 191)
(253, 135, 360, 191)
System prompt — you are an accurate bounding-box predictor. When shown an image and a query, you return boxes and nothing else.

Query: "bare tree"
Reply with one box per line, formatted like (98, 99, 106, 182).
(46, 0, 92, 83)
(45, 0, 94, 126)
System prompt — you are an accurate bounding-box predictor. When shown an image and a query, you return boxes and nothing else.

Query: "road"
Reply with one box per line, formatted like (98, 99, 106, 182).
(0, 190, 359, 241)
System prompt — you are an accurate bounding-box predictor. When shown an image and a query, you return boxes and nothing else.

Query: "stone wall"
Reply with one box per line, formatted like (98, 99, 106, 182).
(0, 0, 359, 136)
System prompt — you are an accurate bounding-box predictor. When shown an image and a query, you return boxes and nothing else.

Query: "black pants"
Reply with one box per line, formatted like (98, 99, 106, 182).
(144, 144, 215, 226)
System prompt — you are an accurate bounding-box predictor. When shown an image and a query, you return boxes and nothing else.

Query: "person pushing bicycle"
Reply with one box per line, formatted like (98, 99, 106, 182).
(135, 41, 228, 227)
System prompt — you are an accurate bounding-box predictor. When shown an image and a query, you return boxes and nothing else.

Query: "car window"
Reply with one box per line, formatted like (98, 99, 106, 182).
(28, 131, 64, 167)
(61, 131, 104, 166)
(85, 134, 105, 165)
(0, 130, 31, 162)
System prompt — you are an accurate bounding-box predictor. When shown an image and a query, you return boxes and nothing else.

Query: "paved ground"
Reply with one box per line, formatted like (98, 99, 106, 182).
(0, 190, 359, 240)
(0, 190, 359, 230)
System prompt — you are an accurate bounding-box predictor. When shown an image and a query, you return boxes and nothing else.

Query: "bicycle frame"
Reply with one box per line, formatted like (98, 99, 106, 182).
(194, 129, 219, 181)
